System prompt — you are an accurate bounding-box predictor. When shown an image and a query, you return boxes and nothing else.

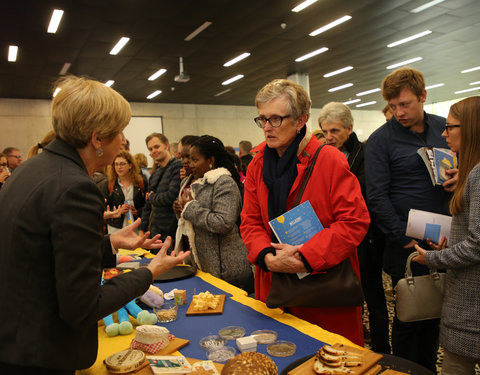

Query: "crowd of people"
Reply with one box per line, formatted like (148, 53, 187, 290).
(0, 67, 479, 374)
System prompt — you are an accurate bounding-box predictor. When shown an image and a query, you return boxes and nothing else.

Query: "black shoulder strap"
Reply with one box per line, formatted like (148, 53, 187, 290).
(293, 144, 325, 208)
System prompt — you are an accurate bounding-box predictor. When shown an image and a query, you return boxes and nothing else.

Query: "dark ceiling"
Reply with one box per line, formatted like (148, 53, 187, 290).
(1, 0, 479, 110)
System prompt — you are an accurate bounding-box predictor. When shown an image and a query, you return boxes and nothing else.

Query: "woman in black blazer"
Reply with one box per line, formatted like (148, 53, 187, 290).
(0, 76, 189, 374)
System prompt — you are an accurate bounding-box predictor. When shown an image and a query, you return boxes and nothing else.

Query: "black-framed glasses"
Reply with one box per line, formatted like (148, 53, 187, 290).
(254, 114, 291, 128)
(7, 154, 21, 159)
(114, 162, 129, 167)
(0, 163, 7, 167)
(444, 124, 461, 133)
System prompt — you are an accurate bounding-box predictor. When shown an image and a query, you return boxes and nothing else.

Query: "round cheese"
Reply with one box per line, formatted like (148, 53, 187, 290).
(104, 349, 145, 374)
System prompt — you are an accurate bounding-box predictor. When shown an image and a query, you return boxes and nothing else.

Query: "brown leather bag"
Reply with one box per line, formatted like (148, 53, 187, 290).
(265, 145, 364, 308)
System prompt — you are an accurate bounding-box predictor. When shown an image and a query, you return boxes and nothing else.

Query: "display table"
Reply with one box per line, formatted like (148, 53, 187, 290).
(77, 269, 358, 374)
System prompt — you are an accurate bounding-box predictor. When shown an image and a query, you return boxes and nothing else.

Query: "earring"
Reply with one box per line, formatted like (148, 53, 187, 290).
(96, 148, 104, 157)
(296, 128, 300, 134)
(209, 164, 213, 169)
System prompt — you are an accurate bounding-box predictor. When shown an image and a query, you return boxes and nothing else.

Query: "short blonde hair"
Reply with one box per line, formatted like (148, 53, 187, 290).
(255, 79, 311, 121)
(52, 76, 131, 148)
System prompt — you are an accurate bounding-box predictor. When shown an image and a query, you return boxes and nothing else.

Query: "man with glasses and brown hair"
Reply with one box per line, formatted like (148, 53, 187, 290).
(365, 67, 457, 371)
(2, 147, 22, 172)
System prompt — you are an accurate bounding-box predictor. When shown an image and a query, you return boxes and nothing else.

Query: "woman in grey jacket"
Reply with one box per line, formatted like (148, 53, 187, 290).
(175, 136, 254, 293)
(414, 96, 480, 374)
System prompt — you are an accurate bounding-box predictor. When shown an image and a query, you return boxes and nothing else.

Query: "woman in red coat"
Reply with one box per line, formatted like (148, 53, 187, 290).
(240, 79, 370, 346)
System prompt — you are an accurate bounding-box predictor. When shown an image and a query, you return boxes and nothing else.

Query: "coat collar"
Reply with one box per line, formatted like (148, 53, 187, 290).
(193, 167, 231, 185)
(44, 138, 89, 174)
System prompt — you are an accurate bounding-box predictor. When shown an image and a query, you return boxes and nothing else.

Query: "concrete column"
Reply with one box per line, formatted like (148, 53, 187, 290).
(287, 72, 312, 129)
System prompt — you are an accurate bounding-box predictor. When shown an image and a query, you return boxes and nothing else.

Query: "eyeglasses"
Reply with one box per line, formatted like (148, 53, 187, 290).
(444, 124, 461, 133)
(0, 163, 7, 167)
(114, 162, 129, 167)
(7, 155, 21, 159)
(254, 114, 291, 128)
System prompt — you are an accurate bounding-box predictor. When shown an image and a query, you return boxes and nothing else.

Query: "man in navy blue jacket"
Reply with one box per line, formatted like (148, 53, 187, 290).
(365, 67, 456, 372)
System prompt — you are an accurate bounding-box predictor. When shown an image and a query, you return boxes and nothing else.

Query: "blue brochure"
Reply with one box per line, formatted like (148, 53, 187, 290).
(268, 200, 323, 245)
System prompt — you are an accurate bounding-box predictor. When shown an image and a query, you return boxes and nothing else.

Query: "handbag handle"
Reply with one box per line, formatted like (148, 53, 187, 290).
(293, 144, 325, 208)
(405, 251, 443, 284)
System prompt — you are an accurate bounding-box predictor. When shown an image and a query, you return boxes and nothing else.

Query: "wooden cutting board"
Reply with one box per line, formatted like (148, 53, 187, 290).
(380, 370, 411, 375)
(287, 343, 383, 375)
(155, 338, 190, 355)
(186, 295, 226, 316)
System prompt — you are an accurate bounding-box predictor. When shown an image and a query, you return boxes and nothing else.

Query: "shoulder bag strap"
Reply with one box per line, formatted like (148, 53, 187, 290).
(292, 144, 325, 208)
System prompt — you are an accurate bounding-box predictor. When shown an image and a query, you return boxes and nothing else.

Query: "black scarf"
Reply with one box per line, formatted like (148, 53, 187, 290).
(263, 126, 306, 226)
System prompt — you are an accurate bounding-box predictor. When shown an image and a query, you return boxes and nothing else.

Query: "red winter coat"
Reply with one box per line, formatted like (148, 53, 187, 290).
(240, 133, 370, 346)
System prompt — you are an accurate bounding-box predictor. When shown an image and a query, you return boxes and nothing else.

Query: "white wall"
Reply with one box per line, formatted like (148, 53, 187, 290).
(0, 98, 387, 159)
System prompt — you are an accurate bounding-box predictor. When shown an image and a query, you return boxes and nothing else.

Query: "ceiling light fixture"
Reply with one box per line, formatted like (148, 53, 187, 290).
(47, 9, 64, 33)
(222, 74, 244, 85)
(410, 0, 446, 14)
(214, 89, 232, 97)
(328, 83, 353, 92)
(292, 0, 318, 12)
(295, 47, 328, 62)
(110, 37, 130, 55)
(386, 57, 423, 70)
(224, 53, 251, 67)
(461, 66, 480, 73)
(185, 21, 212, 41)
(356, 88, 380, 96)
(147, 90, 162, 99)
(105, 80, 114, 87)
(309, 16, 351, 37)
(470, 81, 480, 86)
(454, 87, 480, 95)
(148, 68, 167, 81)
(323, 66, 353, 78)
(53, 87, 61, 97)
(58, 62, 71, 75)
(425, 83, 444, 90)
(8, 45, 18, 62)
(343, 99, 361, 105)
(387, 30, 432, 47)
(356, 101, 376, 108)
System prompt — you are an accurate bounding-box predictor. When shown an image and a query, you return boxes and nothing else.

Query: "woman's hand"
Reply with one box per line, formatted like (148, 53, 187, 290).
(104, 205, 122, 219)
(426, 236, 447, 250)
(265, 243, 307, 273)
(412, 244, 428, 265)
(443, 168, 458, 192)
(180, 168, 187, 180)
(0, 170, 9, 184)
(111, 218, 165, 250)
(130, 206, 138, 217)
(147, 237, 191, 279)
(172, 199, 183, 215)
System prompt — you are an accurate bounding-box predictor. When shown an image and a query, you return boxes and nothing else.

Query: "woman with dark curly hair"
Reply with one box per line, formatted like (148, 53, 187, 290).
(175, 135, 253, 293)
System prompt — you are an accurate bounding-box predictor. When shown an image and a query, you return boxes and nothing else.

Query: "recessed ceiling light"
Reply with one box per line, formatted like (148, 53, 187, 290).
(309, 16, 351, 37)
(454, 87, 480, 95)
(356, 88, 381, 96)
(343, 99, 361, 105)
(58, 62, 71, 75)
(292, 0, 318, 12)
(222, 74, 244, 85)
(8, 45, 18, 62)
(224, 53, 251, 67)
(110, 37, 130, 55)
(47, 9, 64, 34)
(328, 83, 353, 92)
(323, 66, 353, 78)
(148, 69, 167, 81)
(214, 89, 231, 97)
(410, 0, 446, 14)
(461, 66, 480, 73)
(386, 57, 423, 70)
(356, 101, 376, 108)
(53, 87, 61, 97)
(147, 90, 162, 99)
(185, 21, 212, 41)
(295, 47, 328, 62)
(470, 81, 480, 86)
(425, 83, 444, 90)
(387, 30, 432, 47)
(105, 80, 115, 87)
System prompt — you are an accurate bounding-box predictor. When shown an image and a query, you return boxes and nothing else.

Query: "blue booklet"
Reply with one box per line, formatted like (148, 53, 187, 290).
(268, 200, 324, 245)
(417, 147, 457, 185)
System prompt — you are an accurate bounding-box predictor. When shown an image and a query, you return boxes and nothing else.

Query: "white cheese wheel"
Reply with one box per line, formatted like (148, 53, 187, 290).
(135, 325, 169, 345)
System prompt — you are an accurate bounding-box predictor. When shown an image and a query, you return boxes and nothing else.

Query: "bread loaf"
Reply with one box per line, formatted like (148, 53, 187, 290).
(221, 352, 277, 375)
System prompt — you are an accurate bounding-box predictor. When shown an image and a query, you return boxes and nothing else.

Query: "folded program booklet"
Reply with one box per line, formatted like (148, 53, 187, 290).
(417, 147, 457, 186)
(406, 208, 452, 244)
